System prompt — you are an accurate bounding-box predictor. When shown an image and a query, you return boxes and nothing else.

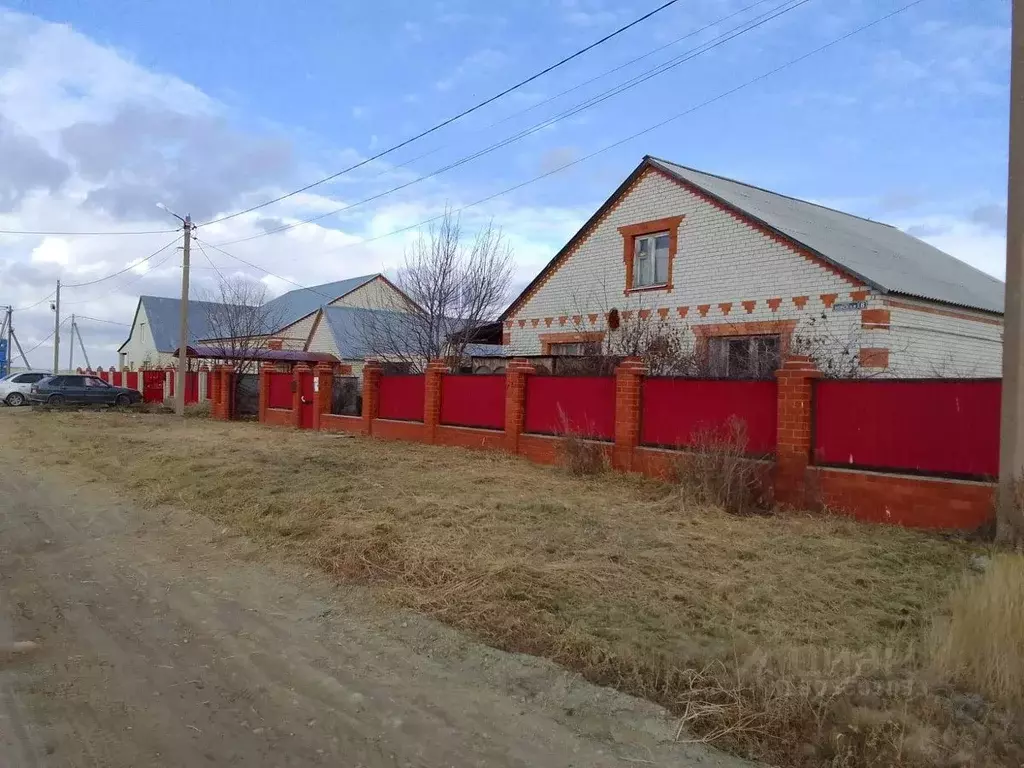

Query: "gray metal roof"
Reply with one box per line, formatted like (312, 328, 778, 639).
(137, 296, 238, 353)
(321, 305, 420, 360)
(464, 343, 509, 357)
(263, 274, 378, 330)
(648, 158, 1005, 314)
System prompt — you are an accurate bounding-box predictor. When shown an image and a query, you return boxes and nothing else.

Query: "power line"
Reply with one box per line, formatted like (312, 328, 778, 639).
(62, 235, 182, 288)
(208, 0, 812, 248)
(193, 237, 338, 302)
(13, 291, 56, 312)
(21, 317, 69, 357)
(193, 239, 227, 282)
(211, 0, 926, 267)
(75, 315, 130, 327)
(0, 227, 179, 237)
(197, 0, 687, 228)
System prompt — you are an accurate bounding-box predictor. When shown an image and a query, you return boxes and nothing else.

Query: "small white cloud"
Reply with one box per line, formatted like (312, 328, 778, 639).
(29, 237, 70, 265)
(351, 105, 368, 119)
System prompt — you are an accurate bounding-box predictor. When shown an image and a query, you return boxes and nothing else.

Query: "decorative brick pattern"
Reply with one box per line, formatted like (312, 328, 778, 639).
(618, 215, 685, 294)
(774, 356, 820, 507)
(860, 308, 891, 330)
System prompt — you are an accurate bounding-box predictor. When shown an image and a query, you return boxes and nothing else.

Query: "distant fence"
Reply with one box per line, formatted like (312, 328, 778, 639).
(93, 368, 211, 404)
(256, 358, 998, 531)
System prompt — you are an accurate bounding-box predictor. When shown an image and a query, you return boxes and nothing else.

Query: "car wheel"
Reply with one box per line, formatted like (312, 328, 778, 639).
(47, 394, 65, 406)
(5, 392, 25, 407)
(114, 394, 131, 407)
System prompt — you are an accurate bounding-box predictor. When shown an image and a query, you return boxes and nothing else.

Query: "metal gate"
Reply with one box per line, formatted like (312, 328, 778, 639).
(142, 371, 165, 403)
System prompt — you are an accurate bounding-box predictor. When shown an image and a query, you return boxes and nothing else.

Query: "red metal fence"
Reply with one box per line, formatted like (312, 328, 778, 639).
(379, 375, 426, 422)
(524, 376, 615, 440)
(813, 379, 1001, 478)
(267, 372, 293, 410)
(640, 378, 778, 455)
(439, 375, 505, 430)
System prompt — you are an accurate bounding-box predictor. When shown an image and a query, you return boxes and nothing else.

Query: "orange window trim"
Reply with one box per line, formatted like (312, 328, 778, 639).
(618, 215, 684, 295)
(691, 319, 798, 357)
(539, 331, 606, 355)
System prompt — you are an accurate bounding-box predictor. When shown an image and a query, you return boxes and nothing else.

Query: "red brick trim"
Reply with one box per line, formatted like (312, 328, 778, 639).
(697, 304, 711, 317)
(718, 302, 732, 315)
(882, 298, 1003, 326)
(677, 306, 689, 318)
(638, 309, 651, 320)
(588, 313, 599, 325)
(820, 293, 838, 309)
(518, 319, 526, 328)
(741, 300, 756, 314)
(692, 319, 798, 357)
(767, 297, 782, 312)
(558, 315, 568, 326)
(530, 318, 539, 327)
(858, 347, 890, 369)
(539, 331, 606, 355)
(649, 165, 864, 288)
(861, 308, 891, 330)
(618, 215, 685, 295)
(657, 308, 669, 319)
(850, 289, 869, 302)
(544, 317, 553, 327)
(792, 296, 808, 309)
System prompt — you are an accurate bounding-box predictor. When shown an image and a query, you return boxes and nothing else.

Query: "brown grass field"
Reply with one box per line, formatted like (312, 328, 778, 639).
(6, 410, 1024, 767)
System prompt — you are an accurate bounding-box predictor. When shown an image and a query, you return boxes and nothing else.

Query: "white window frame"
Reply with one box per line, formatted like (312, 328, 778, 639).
(632, 232, 670, 289)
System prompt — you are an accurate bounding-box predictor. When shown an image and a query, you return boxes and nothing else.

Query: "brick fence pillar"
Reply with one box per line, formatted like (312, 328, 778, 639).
(613, 357, 647, 471)
(221, 366, 236, 420)
(210, 366, 222, 410)
(291, 364, 308, 429)
(312, 363, 334, 431)
(362, 360, 383, 436)
(424, 359, 448, 443)
(258, 364, 271, 424)
(774, 355, 821, 508)
(504, 358, 535, 454)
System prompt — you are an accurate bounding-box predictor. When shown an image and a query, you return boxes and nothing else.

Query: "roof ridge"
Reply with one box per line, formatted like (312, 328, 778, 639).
(646, 156, 898, 230)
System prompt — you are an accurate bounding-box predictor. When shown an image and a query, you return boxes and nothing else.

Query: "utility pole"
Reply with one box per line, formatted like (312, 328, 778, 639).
(52, 279, 61, 374)
(4, 306, 11, 377)
(75, 321, 91, 371)
(1000, 0, 1024, 544)
(176, 215, 192, 416)
(68, 314, 75, 372)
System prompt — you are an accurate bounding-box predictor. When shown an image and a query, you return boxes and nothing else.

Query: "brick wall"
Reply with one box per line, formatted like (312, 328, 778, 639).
(256, 356, 996, 531)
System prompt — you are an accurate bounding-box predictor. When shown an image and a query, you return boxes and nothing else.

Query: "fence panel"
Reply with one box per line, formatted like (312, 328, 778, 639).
(813, 379, 1000, 478)
(524, 376, 615, 440)
(267, 372, 292, 410)
(440, 375, 505, 430)
(378, 375, 425, 422)
(640, 378, 778, 455)
(124, 371, 139, 391)
(236, 374, 259, 416)
(331, 376, 361, 416)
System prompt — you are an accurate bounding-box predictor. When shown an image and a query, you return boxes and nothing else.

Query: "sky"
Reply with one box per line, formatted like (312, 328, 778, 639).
(0, 0, 1011, 368)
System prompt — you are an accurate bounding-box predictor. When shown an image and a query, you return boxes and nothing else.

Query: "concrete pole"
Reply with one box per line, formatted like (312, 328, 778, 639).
(176, 216, 192, 416)
(5, 306, 11, 376)
(52, 280, 60, 374)
(68, 315, 74, 372)
(999, 0, 1024, 543)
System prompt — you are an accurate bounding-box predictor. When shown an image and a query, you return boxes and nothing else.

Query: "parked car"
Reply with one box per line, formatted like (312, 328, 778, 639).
(28, 374, 143, 407)
(0, 371, 51, 406)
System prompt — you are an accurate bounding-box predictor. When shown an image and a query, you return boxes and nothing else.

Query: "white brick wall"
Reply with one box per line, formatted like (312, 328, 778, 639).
(276, 278, 409, 350)
(504, 168, 1003, 378)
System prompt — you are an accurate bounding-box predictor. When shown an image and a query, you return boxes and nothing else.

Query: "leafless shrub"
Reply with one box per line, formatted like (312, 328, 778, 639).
(184, 400, 212, 419)
(672, 417, 762, 514)
(557, 405, 607, 476)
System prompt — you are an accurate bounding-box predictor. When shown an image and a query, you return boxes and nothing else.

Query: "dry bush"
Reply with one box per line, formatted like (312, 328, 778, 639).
(672, 417, 762, 514)
(930, 553, 1024, 707)
(185, 400, 212, 418)
(556, 405, 608, 476)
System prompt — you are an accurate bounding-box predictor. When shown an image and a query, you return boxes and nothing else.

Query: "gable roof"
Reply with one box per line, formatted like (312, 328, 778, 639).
(123, 296, 239, 353)
(317, 305, 421, 360)
(503, 157, 1005, 318)
(263, 274, 378, 331)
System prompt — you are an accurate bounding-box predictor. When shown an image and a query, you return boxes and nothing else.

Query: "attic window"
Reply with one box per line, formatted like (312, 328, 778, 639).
(632, 232, 670, 288)
(618, 216, 684, 295)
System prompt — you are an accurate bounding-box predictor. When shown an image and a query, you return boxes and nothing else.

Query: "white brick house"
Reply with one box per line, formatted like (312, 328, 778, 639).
(499, 156, 1004, 378)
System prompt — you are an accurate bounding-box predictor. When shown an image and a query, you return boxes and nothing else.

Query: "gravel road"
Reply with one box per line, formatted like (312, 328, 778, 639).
(0, 428, 751, 767)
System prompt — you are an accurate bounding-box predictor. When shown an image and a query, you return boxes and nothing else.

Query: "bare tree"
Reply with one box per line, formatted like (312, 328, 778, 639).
(197, 276, 284, 386)
(361, 208, 514, 371)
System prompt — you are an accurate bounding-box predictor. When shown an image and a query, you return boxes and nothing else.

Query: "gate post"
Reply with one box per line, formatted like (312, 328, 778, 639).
(613, 357, 647, 472)
(313, 363, 334, 431)
(504, 358, 535, 454)
(423, 359, 447, 443)
(774, 355, 820, 508)
(362, 361, 382, 436)
(258, 364, 270, 424)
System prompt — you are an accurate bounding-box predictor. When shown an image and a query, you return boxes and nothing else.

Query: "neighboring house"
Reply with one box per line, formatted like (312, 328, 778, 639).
(500, 156, 1005, 378)
(119, 296, 230, 370)
(304, 305, 422, 376)
(118, 274, 417, 370)
(267, 274, 415, 350)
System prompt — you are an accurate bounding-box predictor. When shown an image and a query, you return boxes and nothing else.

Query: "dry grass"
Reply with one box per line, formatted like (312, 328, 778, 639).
(931, 554, 1024, 707)
(6, 411, 1024, 766)
(671, 417, 764, 514)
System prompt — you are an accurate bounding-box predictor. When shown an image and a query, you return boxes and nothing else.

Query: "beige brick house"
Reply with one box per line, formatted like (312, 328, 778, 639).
(500, 156, 1004, 377)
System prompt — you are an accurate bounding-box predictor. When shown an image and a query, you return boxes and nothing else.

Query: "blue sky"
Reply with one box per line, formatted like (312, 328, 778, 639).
(0, 0, 1011, 366)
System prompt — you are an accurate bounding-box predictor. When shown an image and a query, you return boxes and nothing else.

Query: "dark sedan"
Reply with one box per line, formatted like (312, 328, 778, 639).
(29, 374, 143, 407)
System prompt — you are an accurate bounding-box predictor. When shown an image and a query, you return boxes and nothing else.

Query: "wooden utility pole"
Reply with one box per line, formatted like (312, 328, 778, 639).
(67, 314, 75, 372)
(52, 280, 60, 374)
(999, 0, 1024, 543)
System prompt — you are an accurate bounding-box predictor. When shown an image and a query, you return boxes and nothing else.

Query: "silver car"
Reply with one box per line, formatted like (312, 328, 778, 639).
(0, 371, 51, 406)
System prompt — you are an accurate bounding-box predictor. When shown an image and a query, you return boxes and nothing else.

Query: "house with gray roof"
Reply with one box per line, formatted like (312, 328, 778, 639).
(118, 273, 417, 370)
(500, 155, 1004, 378)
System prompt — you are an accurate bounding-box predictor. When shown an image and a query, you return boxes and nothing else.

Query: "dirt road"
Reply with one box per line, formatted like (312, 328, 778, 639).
(0, 430, 748, 767)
